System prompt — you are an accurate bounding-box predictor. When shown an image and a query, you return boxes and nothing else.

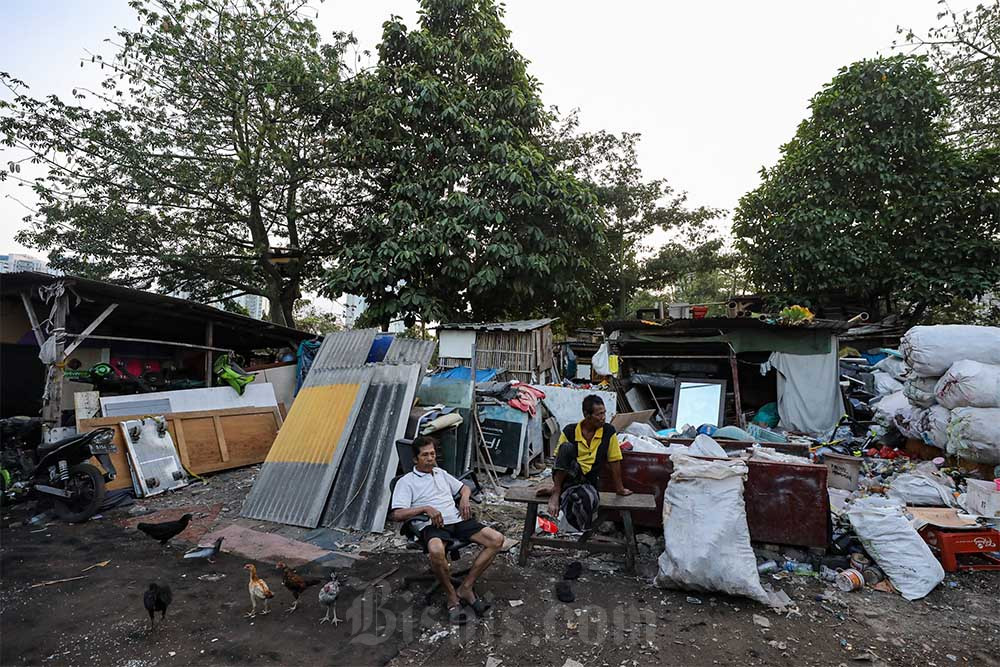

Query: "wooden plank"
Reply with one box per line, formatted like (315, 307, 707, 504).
(172, 418, 190, 468)
(79, 405, 274, 426)
(527, 536, 626, 555)
(41, 291, 69, 427)
(62, 333, 230, 353)
(505, 486, 656, 510)
(204, 321, 214, 387)
(213, 415, 230, 462)
(19, 291, 44, 346)
(63, 303, 118, 357)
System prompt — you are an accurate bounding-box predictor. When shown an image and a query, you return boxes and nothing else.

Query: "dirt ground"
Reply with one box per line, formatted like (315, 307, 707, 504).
(2, 474, 999, 667)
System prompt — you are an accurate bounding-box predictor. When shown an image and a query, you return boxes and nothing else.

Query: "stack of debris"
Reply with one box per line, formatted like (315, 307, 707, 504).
(240, 330, 435, 532)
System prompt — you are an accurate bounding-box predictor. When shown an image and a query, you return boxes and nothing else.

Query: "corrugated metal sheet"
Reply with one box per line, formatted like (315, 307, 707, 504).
(321, 364, 421, 532)
(310, 329, 378, 372)
(384, 337, 436, 382)
(437, 318, 557, 332)
(241, 367, 374, 527)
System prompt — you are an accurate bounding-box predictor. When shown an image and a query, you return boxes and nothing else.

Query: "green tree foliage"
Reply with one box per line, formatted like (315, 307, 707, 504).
(641, 236, 740, 306)
(733, 56, 1000, 314)
(326, 0, 603, 327)
(1, 0, 362, 327)
(293, 299, 342, 335)
(898, 1, 1000, 151)
(553, 122, 722, 318)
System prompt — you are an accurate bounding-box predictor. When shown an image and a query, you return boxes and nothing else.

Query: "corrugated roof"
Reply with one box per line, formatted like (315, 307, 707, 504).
(384, 337, 436, 370)
(437, 318, 557, 332)
(309, 329, 378, 372)
(321, 363, 421, 532)
(240, 366, 374, 527)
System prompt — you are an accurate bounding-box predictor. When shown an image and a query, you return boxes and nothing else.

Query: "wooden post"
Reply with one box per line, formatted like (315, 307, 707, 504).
(41, 291, 70, 435)
(204, 321, 214, 387)
(19, 292, 44, 347)
(63, 303, 118, 357)
(729, 349, 746, 430)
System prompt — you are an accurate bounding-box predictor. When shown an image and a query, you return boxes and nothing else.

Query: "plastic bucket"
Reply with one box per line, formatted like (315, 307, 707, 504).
(836, 568, 865, 592)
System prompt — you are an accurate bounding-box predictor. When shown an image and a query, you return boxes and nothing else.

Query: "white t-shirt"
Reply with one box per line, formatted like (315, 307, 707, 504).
(390, 467, 464, 525)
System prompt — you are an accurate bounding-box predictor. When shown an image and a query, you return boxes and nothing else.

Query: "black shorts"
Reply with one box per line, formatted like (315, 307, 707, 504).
(420, 519, 486, 551)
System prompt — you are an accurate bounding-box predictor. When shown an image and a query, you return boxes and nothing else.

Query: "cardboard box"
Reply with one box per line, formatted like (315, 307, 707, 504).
(965, 479, 1000, 518)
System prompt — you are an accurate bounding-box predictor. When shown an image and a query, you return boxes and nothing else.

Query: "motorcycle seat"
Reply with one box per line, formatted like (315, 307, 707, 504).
(37, 433, 88, 457)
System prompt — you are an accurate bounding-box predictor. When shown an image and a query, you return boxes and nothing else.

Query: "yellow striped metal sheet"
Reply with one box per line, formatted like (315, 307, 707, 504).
(264, 383, 360, 464)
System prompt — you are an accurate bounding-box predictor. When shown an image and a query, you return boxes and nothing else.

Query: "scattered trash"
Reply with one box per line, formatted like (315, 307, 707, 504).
(29, 575, 88, 588)
(509, 599, 523, 607)
(757, 560, 779, 574)
(561, 660, 584, 667)
(767, 640, 787, 650)
(835, 569, 865, 592)
(685, 597, 702, 605)
(752, 614, 771, 629)
(425, 629, 450, 643)
(486, 658, 502, 667)
(198, 573, 226, 582)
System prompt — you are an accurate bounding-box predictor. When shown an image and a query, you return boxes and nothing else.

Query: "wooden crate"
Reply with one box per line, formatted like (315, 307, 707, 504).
(79, 406, 283, 491)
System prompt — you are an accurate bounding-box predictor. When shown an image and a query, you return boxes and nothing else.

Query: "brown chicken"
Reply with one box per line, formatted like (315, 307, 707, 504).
(276, 561, 323, 614)
(243, 564, 274, 618)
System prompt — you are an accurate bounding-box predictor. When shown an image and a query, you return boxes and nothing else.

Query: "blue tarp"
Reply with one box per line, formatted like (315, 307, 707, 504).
(366, 334, 394, 363)
(434, 366, 500, 382)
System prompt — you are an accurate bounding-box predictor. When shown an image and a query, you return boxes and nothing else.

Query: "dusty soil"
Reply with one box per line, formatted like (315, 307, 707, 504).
(2, 478, 999, 667)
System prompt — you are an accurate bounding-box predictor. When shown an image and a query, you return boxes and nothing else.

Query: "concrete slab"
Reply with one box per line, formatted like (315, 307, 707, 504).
(198, 523, 333, 567)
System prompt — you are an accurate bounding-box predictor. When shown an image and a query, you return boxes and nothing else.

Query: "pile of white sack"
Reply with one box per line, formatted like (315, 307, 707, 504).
(873, 325, 1000, 465)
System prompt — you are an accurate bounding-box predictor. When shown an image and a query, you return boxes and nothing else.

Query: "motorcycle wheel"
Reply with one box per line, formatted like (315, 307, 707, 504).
(53, 463, 106, 523)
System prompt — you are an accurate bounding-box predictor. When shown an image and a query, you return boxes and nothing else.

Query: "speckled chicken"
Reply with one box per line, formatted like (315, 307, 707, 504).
(276, 561, 323, 614)
(318, 573, 340, 625)
(243, 563, 274, 618)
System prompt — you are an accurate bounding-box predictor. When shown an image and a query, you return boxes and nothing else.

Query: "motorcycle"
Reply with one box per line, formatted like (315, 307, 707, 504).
(1, 417, 118, 523)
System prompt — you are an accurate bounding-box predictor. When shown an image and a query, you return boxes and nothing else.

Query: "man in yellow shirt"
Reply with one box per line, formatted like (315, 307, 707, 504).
(546, 395, 632, 531)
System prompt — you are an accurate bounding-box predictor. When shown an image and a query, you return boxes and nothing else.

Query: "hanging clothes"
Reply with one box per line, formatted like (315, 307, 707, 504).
(768, 344, 843, 436)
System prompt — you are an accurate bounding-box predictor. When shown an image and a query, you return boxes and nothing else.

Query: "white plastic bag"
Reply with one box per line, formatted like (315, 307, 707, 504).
(903, 375, 939, 408)
(655, 454, 772, 605)
(874, 356, 910, 382)
(887, 473, 954, 507)
(846, 497, 944, 600)
(873, 391, 918, 436)
(916, 404, 950, 449)
(947, 407, 1000, 464)
(872, 372, 903, 396)
(592, 343, 611, 376)
(690, 434, 727, 458)
(934, 360, 1000, 409)
(901, 325, 1000, 377)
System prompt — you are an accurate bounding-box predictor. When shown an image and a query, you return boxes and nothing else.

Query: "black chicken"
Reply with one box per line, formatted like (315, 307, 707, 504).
(143, 582, 172, 630)
(137, 513, 193, 546)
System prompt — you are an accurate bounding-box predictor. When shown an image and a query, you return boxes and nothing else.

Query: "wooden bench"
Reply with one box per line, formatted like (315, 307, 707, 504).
(505, 486, 657, 574)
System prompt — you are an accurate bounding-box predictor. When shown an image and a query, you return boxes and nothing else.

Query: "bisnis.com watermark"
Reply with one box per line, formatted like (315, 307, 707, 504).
(344, 580, 659, 648)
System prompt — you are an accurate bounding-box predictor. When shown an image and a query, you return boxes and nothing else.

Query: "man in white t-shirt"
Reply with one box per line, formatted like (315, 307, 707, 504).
(390, 437, 504, 623)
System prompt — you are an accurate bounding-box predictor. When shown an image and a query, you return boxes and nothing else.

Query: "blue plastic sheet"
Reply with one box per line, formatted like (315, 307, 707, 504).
(366, 334, 394, 363)
(434, 366, 499, 382)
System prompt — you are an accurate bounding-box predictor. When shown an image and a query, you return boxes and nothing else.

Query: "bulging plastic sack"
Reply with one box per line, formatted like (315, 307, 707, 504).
(874, 356, 910, 382)
(901, 325, 1000, 377)
(903, 375, 939, 408)
(655, 454, 773, 605)
(934, 360, 1000, 410)
(916, 404, 950, 449)
(690, 434, 727, 458)
(592, 343, 611, 376)
(846, 497, 944, 601)
(873, 371, 904, 396)
(947, 407, 1000, 464)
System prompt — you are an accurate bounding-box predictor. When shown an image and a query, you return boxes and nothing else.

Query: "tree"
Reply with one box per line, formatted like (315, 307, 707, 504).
(733, 56, 1000, 315)
(325, 0, 603, 327)
(898, 1, 1000, 151)
(1, 0, 363, 327)
(641, 235, 741, 307)
(553, 123, 721, 318)
(293, 299, 342, 335)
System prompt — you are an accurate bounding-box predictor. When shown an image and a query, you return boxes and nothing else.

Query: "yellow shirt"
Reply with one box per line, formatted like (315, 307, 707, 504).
(557, 423, 623, 474)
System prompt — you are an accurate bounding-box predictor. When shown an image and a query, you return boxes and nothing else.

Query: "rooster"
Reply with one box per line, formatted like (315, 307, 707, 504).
(143, 582, 172, 631)
(318, 573, 341, 625)
(276, 561, 323, 614)
(137, 514, 193, 546)
(243, 563, 274, 618)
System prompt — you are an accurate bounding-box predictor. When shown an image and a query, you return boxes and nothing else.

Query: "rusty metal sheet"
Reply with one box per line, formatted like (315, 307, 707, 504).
(241, 367, 373, 527)
(601, 452, 831, 548)
(384, 337, 436, 383)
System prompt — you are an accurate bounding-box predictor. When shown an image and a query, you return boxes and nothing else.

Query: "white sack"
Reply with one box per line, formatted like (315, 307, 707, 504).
(874, 356, 910, 382)
(916, 404, 950, 449)
(846, 497, 944, 601)
(934, 360, 1000, 409)
(655, 454, 771, 605)
(903, 375, 939, 409)
(749, 447, 812, 465)
(901, 325, 1000, 377)
(887, 473, 954, 507)
(947, 407, 1000, 464)
(592, 343, 611, 376)
(873, 372, 904, 396)
(690, 434, 727, 458)
(623, 421, 661, 440)
(873, 391, 916, 437)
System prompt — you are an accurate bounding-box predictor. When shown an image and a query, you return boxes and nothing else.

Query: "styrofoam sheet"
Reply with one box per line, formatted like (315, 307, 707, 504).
(250, 365, 296, 410)
(532, 385, 618, 432)
(100, 383, 278, 417)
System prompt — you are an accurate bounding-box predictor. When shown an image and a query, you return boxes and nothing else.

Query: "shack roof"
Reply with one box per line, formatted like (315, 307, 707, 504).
(437, 318, 557, 332)
(603, 317, 852, 336)
(1, 271, 312, 351)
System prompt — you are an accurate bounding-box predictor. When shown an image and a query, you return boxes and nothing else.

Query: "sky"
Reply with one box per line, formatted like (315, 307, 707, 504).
(0, 0, 971, 261)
